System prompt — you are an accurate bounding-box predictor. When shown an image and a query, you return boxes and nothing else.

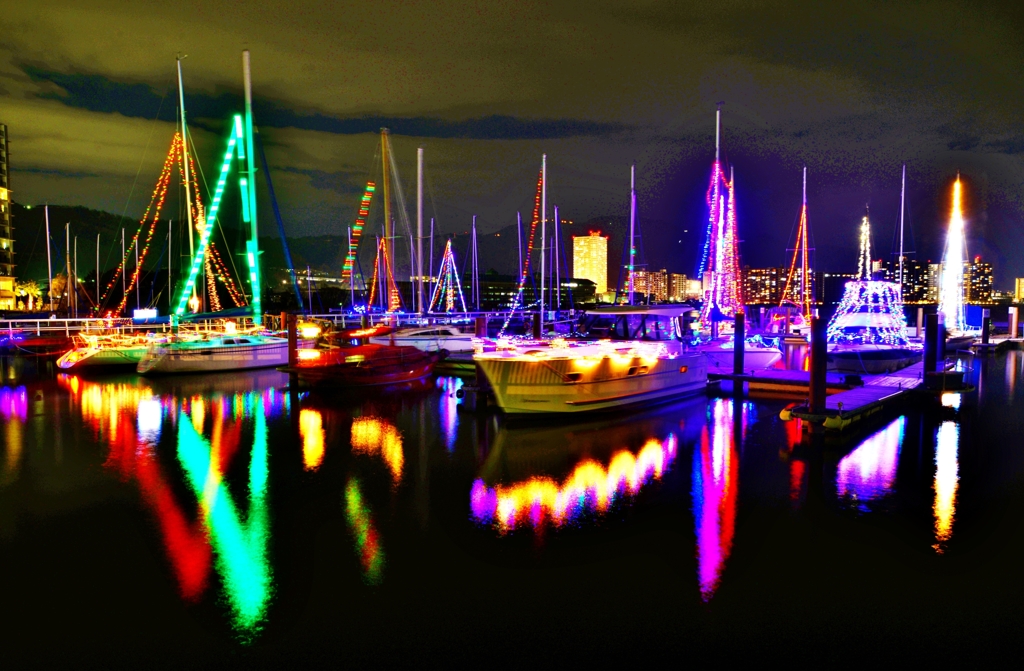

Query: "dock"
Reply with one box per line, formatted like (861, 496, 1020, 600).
(787, 362, 927, 430)
(708, 369, 855, 395)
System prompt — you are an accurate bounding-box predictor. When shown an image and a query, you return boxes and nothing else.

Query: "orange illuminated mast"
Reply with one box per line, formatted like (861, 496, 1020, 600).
(780, 166, 813, 320)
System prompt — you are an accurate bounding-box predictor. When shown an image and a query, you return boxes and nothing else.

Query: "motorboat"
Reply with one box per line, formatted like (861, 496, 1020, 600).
(137, 333, 291, 375)
(368, 324, 476, 353)
(826, 281, 921, 375)
(474, 339, 707, 415)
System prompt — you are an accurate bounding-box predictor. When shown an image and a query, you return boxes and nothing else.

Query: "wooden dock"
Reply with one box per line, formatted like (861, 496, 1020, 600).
(787, 362, 927, 431)
(708, 369, 854, 395)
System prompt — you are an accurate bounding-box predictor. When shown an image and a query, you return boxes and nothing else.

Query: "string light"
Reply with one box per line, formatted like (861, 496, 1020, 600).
(427, 239, 467, 313)
(826, 280, 910, 346)
(857, 211, 872, 280)
(499, 169, 544, 335)
(367, 237, 401, 312)
(939, 177, 967, 332)
(780, 173, 813, 321)
(342, 182, 376, 283)
(699, 164, 742, 326)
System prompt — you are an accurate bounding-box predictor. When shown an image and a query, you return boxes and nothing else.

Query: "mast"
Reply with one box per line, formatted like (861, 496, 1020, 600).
(381, 129, 391, 291)
(899, 163, 906, 297)
(429, 217, 435, 295)
(167, 221, 171, 313)
(176, 57, 196, 292)
(45, 206, 52, 310)
(135, 241, 140, 311)
(628, 164, 636, 305)
(517, 212, 523, 283)
(65, 223, 70, 315)
(242, 50, 262, 325)
(95, 233, 99, 309)
(540, 154, 547, 317)
(554, 205, 560, 310)
(417, 147, 424, 314)
(715, 104, 721, 163)
(801, 166, 808, 316)
(74, 235, 78, 317)
(348, 226, 355, 308)
(472, 215, 479, 311)
(121, 228, 126, 310)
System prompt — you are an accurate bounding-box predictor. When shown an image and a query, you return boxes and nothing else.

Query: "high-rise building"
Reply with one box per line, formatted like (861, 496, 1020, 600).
(0, 122, 14, 310)
(965, 257, 994, 304)
(572, 231, 608, 294)
(1015, 278, 1024, 303)
(631, 268, 669, 302)
(667, 272, 700, 302)
(743, 266, 784, 305)
(927, 263, 941, 303)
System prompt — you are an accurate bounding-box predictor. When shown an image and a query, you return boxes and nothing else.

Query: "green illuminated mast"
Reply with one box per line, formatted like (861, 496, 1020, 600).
(172, 51, 262, 325)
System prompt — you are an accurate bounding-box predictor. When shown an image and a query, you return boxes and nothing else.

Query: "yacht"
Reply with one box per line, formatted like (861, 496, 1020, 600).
(137, 334, 291, 375)
(368, 325, 476, 353)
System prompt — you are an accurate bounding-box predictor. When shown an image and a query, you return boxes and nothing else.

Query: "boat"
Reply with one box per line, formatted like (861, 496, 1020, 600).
(474, 338, 707, 415)
(284, 342, 439, 387)
(0, 329, 72, 357)
(137, 333, 291, 375)
(368, 324, 476, 353)
(699, 335, 783, 371)
(57, 332, 160, 371)
(826, 172, 922, 375)
(937, 175, 979, 351)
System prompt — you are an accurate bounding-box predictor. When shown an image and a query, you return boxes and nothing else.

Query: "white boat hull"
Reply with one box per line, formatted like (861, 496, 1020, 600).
(701, 347, 782, 371)
(368, 335, 476, 353)
(826, 346, 922, 374)
(475, 352, 707, 415)
(138, 339, 290, 375)
(57, 345, 149, 370)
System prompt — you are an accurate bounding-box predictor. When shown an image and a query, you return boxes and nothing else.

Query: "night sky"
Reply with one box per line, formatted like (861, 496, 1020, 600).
(2, 0, 1023, 286)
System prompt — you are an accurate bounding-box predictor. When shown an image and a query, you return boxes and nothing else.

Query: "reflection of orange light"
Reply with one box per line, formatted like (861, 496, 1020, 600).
(473, 437, 677, 531)
(933, 421, 959, 553)
(351, 417, 403, 482)
(298, 349, 321, 360)
(300, 408, 325, 471)
(694, 399, 741, 601)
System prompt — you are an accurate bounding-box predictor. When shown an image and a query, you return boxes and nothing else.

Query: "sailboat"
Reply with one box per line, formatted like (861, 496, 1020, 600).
(826, 178, 921, 374)
(764, 167, 814, 342)
(137, 51, 289, 375)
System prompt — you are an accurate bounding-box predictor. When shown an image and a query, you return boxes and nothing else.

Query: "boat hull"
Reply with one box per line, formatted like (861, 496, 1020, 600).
(475, 352, 707, 415)
(827, 347, 922, 375)
(368, 335, 476, 353)
(57, 345, 148, 370)
(702, 347, 782, 372)
(137, 340, 290, 375)
(287, 345, 438, 387)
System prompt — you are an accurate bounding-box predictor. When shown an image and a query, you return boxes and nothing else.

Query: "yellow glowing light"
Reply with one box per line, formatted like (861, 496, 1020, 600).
(300, 408, 325, 471)
(351, 417, 404, 483)
(298, 349, 321, 360)
(487, 438, 671, 530)
(298, 323, 321, 339)
(224, 321, 237, 334)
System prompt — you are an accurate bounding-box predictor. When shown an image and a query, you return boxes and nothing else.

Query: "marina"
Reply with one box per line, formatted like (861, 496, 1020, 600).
(2, 4, 1024, 664)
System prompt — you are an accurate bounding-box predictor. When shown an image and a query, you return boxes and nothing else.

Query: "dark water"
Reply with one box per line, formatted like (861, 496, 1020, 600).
(2, 352, 1024, 666)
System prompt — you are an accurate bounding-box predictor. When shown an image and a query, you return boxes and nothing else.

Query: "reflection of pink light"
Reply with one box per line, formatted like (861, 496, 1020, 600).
(693, 398, 740, 601)
(0, 386, 28, 421)
(835, 416, 905, 510)
(436, 377, 461, 452)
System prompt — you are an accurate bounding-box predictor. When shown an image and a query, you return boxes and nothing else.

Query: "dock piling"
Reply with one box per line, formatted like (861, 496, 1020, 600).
(982, 308, 991, 344)
(287, 313, 298, 367)
(475, 315, 487, 338)
(733, 311, 745, 376)
(1010, 307, 1019, 340)
(924, 313, 938, 373)
(809, 316, 827, 414)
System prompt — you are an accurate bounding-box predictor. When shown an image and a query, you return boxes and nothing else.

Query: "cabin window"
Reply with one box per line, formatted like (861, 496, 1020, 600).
(566, 372, 582, 382)
(627, 366, 638, 376)
(637, 365, 649, 375)
(236, 338, 251, 344)
(222, 338, 236, 345)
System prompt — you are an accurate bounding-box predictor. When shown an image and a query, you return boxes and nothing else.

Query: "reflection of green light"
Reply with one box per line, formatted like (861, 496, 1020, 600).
(177, 402, 271, 637)
(345, 479, 384, 585)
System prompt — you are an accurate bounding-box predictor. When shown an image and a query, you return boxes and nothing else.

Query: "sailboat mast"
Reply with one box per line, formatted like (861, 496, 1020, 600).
(554, 205, 560, 310)
(899, 163, 906, 296)
(242, 50, 262, 325)
(45, 206, 52, 309)
(65, 223, 70, 314)
(96, 233, 100, 308)
(429, 217, 435, 293)
(517, 212, 522, 282)
(628, 164, 636, 305)
(801, 166, 809, 317)
(381, 129, 392, 290)
(417, 147, 424, 315)
(540, 154, 547, 315)
(176, 57, 196, 271)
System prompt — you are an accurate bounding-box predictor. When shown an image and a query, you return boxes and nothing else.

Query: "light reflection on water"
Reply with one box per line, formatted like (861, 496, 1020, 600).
(300, 408, 326, 471)
(692, 398, 748, 601)
(470, 434, 678, 531)
(351, 416, 404, 483)
(933, 420, 960, 553)
(835, 416, 905, 512)
(1, 385, 27, 485)
(345, 478, 385, 584)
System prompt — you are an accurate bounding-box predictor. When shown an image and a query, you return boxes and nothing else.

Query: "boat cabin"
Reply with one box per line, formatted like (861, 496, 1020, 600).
(578, 305, 697, 342)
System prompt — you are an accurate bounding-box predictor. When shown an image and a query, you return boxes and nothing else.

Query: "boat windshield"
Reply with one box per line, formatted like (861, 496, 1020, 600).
(579, 313, 681, 341)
